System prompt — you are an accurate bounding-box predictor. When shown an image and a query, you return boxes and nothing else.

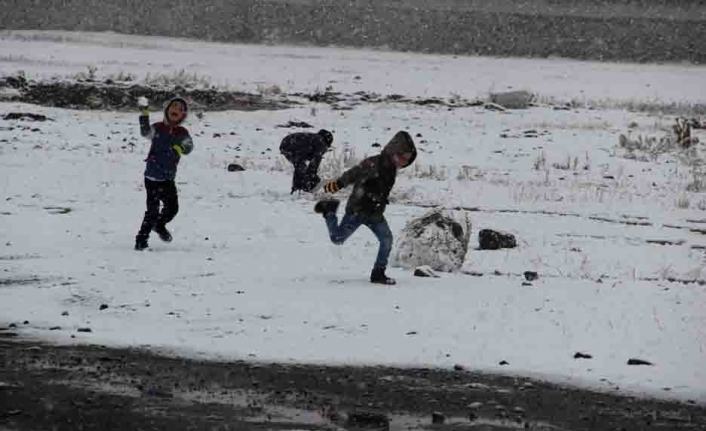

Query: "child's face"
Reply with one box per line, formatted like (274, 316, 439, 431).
(393, 151, 413, 169)
(167, 101, 186, 125)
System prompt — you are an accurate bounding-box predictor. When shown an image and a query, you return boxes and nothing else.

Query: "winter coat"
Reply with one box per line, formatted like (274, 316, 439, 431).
(335, 131, 417, 218)
(279, 132, 330, 164)
(140, 97, 193, 181)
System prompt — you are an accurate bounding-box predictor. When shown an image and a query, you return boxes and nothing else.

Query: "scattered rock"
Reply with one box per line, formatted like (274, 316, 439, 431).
(499, 360, 509, 366)
(453, 364, 465, 371)
(392, 208, 472, 272)
(413, 265, 439, 278)
(627, 358, 653, 366)
(478, 229, 517, 250)
(484, 102, 506, 112)
(523, 271, 538, 281)
(489, 90, 534, 109)
(99, 304, 109, 311)
(227, 163, 246, 172)
(3, 112, 51, 121)
(276, 120, 313, 128)
(431, 412, 446, 424)
(61, 311, 69, 316)
(49, 326, 61, 331)
(77, 327, 92, 333)
(521, 281, 533, 287)
(574, 352, 593, 359)
(371, 142, 381, 148)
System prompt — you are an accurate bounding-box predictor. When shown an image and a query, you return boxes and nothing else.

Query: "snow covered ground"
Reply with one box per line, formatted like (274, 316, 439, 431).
(1, 30, 705, 404)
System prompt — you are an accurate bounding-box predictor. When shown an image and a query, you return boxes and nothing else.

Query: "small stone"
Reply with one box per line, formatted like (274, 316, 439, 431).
(523, 271, 538, 281)
(227, 163, 245, 172)
(468, 402, 483, 409)
(499, 360, 509, 366)
(627, 358, 653, 366)
(50, 326, 61, 331)
(574, 351, 593, 359)
(77, 327, 92, 333)
(99, 304, 108, 311)
(431, 412, 445, 424)
(61, 311, 69, 316)
(23, 320, 29, 325)
(453, 364, 465, 371)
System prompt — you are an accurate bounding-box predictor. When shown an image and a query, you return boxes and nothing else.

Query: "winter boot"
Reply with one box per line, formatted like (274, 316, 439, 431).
(153, 224, 173, 243)
(134, 236, 149, 251)
(314, 199, 340, 216)
(370, 267, 396, 285)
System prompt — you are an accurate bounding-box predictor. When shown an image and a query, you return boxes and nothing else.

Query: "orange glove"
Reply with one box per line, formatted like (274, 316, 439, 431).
(324, 180, 340, 194)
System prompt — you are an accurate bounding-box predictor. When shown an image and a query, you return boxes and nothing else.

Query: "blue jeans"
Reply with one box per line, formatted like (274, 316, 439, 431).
(325, 213, 393, 268)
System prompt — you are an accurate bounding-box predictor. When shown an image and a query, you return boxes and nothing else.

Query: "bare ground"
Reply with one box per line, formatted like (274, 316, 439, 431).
(1, 330, 704, 431)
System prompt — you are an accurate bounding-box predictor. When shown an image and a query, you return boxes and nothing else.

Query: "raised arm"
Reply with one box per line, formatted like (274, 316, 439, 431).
(137, 96, 155, 140)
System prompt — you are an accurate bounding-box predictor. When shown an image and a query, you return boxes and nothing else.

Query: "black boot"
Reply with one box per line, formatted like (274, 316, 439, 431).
(153, 223, 173, 243)
(370, 267, 396, 285)
(134, 236, 149, 251)
(314, 199, 340, 216)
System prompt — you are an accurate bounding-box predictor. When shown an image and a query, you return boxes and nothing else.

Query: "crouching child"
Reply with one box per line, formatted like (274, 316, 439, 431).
(134, 96, 194, 250)
(314, 131, 417, 285)
(279, 129, 333, 193)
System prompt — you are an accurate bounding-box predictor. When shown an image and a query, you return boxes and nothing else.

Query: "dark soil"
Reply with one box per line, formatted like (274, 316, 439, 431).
(0, 0, 704, 63)
(1, 331, 704, 431)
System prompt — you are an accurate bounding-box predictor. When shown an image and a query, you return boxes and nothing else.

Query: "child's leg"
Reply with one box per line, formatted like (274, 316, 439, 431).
(325, 213, 363, 245)
(136, 178, 161, 240)
(364, 216, 393, 268)
(158, 180, 179, 226)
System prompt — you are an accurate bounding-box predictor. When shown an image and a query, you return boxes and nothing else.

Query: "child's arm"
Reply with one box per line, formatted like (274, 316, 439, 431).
(137, 97, 154, 140)
(324, 157, 376, 193)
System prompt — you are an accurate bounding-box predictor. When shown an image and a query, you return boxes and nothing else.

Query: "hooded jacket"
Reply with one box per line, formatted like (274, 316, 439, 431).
(335, 131, 417, 218)
(140, 97, 193, 181)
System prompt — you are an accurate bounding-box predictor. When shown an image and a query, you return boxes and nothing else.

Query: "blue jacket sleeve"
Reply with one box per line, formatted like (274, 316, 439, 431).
(139, 114, 154, 139)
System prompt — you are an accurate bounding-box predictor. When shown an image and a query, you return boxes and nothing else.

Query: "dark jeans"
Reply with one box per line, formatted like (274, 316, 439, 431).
(136, 178, 178, 240)
(324, 213, 393, 268)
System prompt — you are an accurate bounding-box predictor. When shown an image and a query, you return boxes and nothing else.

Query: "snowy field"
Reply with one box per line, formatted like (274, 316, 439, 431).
(1, 31, 705, 404)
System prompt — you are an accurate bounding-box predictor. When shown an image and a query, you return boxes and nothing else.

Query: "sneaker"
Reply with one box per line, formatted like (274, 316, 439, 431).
(153, 224, 173, 243)
(370, 267, 396, 285)
(314, 199, 340, 216)
(134, 237, 149, 251)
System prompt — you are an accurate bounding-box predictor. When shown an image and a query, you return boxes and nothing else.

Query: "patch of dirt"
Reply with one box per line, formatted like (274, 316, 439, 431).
(0, 75, 485, 113)
(0, 338, 703, 431)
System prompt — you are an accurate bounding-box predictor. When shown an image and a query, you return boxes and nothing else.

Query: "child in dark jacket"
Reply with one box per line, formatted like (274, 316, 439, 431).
(134, 97, 194, 251)
(279, 129, 333, 193)
(314, 131, 417, 285)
